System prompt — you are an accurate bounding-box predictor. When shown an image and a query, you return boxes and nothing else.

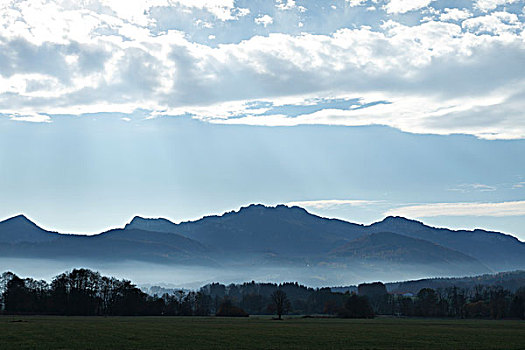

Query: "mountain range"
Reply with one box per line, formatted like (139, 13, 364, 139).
(1, 204, 524, 283)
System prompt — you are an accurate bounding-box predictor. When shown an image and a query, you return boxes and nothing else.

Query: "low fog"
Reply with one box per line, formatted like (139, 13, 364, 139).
(0, 258, 482, 290)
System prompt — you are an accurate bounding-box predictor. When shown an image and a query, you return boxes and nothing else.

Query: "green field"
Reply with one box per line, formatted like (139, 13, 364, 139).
(0, 316, 523, 349)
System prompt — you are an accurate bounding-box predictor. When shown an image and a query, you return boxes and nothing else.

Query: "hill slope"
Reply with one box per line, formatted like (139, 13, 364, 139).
(369, 216, 525, 270)
(330, 231, 490, 276)
(0, 215, 60, 243)
(127, 204, 368, 256)
(126, 204, 525, 271)
(1, 205, 524, 280)
(0, 217, 213, 265)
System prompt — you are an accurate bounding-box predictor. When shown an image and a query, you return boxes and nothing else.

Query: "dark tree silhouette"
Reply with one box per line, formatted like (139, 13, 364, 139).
(4, 275, 31, 314)
(510, 287, 525, 319)
(416, 288, 439, 317)
(358, 282, 388, 314)
(271, 290, 290, 320)
(216, 298, 248, 317)
(338, 293, 374, 318)
(1, 269, 524, 319)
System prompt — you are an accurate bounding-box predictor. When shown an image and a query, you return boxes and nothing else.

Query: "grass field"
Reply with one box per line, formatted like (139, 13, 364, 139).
(0, 315, 523, 349)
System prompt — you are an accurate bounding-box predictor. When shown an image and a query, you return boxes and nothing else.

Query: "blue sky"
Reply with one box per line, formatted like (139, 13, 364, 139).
(0, 0, 524, 239)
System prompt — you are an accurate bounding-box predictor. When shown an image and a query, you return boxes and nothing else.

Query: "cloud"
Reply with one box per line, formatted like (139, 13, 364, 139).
(101, 0, 249, 23)
(0, 0, 524, 139)
(8, 113, 51, 123)
(286, 199, 383, 209)
(439, 8, 472, 21)
(385, 201, 525, 217)
(209, 88, 525, 139)
(448, 183, 497, 192)
(474, 0, 519, 12)
(384, 0, 433, 14)
(276, 0, 296, 11)
(254, 14, 273, 27)
(462, 11, 521, 35)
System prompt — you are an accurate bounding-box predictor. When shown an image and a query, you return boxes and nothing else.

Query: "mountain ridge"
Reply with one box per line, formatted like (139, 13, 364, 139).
(0, 214, 60, 243)
(1, 204, 524, 280)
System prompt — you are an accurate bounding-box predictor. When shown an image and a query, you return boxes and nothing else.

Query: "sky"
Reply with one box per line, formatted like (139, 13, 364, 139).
(0, 0, 524, 239)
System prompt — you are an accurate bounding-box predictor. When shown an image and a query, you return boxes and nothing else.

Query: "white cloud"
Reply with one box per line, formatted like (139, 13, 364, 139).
(385, 201, 525, 217)
(286, 199, 383, 209)
(9, 113, 51, 123)
(209, 90, 525, 140)
(384, 0, 433, 14)
(276, 0, 296, 10)
(474, 0, 519, 12)
(0, 1, 524, 140)
(163, 0, 249, 21)
(255, 14, 273, 27)
(462, 11, 521, 35)
(439, 8, 472, 22)
(448, 183, 497, 192)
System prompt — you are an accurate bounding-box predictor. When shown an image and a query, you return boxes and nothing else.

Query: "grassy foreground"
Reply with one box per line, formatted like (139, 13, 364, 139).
(0, 316, 523, 349)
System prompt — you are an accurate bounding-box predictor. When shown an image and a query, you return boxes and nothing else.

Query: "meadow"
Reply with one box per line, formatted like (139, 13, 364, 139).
(0, 316, 523, 349)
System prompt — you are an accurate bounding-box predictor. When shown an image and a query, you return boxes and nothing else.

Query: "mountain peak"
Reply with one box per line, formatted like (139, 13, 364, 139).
(129, 215, 147, 224)
(237, 203, 309, 215)
(125, 215, 176, 231)
(0, 214, 59, 243)
(372, 216, 425, 228)
(2, 214, 37, 226)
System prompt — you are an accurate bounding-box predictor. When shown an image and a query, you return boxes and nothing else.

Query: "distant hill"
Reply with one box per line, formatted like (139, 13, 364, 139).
(331, 270, 525, 294)
(127, 204, 368, 256)
(369, 216, 525, 271)
(127, 204, 525, 271)
(1, 205, 525, 283)
(385, 270, 525, 294)
(0, 219, 213, 265)
(0, 215, 60, 243)
(330, 232, 490, 276)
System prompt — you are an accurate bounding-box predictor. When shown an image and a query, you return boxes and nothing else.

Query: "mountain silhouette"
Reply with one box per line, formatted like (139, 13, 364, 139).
(1, 205, 524, 279)
(127, 204, 367, 256)
(331, 231, 490, 276)
(369, 216, 525, 270)
(0, 216, 211, 264)
(0, 214, 60, 243)
(126, 204, 524, 271)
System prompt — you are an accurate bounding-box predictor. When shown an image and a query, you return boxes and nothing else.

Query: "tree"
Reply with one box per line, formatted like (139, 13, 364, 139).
(488, 286, 509, 319)
(446, 286, 466, 318)
(194, 292, 212, 316)
(51, 269, 102, 315)
(510, 287, 525, 319)
(0, 272, 15, 311)
(358, 282, 388, 314)
(241, 293, 264, 314)
(338, 293, 374, 318)
(416, 288, 439, 317)
(271, 290, 290, 320)
(3, 275, 30, 314)
(216, 298, 248, 317)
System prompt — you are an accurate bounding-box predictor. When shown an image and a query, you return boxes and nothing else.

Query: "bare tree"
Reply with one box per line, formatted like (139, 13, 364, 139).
(271, 290, 290, 320)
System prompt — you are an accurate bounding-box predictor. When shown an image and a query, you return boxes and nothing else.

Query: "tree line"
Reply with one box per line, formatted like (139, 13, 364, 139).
(1, 269, 524, 319)
(0, 269, 212, 316)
